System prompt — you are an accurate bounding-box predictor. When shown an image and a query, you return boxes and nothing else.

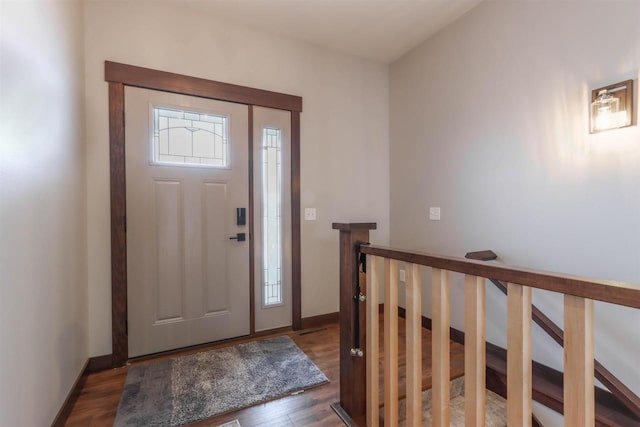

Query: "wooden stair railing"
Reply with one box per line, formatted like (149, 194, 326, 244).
(332, 223, 640, 427)
(466, 250, 640, 420)
(332, 223, 377, 426)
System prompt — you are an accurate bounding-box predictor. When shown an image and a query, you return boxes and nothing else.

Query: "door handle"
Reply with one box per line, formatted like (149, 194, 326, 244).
(229, 233, 246, 242)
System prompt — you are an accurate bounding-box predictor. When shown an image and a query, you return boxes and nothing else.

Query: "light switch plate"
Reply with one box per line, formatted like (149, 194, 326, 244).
(304, 208, 317, 221)
(429, 207, 441, 221)
(399, 269, 406, 282)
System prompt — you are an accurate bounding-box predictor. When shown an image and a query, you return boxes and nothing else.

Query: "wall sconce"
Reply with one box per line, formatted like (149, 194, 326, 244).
(590, 79, 634, 133)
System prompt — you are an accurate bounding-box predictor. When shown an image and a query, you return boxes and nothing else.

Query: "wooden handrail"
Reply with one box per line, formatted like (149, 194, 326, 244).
(335, 226, 639, 426)
(467, 252, 640, 420)
(490, 276, 640, 418)
(361, 244, 640, 309)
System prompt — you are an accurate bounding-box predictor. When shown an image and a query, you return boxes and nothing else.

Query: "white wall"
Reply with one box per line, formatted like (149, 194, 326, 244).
(0, 1, 87, 426)
(84, 1, 389, 356)
(390, 0, 640, 423)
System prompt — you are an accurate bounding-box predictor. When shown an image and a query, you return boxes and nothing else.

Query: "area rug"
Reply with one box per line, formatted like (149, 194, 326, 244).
(114, 336, 329, 427)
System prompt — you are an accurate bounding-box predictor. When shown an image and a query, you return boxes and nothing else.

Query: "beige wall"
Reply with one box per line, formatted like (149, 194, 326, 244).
(0, 1, 87, 425)
(390, 1, 640, 423)
(84, 1, 389, 356)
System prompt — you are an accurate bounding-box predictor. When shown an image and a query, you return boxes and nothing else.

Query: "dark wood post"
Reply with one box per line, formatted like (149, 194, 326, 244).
(332, 222, 377, 425)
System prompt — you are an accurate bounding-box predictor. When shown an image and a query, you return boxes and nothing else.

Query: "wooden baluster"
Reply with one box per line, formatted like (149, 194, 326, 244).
(431, 268, 450, 427)
(406, 264, 422, 427)
(366, 256, 380, 427)
(564, 295, 594, 427)
(465, 275, 486, 427)
(384, 259, 399, 426)
(507, 283, 532, 427)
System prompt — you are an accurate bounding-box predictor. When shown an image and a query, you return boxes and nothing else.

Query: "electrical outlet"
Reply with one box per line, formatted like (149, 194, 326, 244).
(399, 269, 406, 282)
(429, 207, 441, 221)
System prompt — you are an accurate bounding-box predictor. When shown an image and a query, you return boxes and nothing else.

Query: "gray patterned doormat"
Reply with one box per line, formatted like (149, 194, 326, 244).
(114, 336, 329, 427)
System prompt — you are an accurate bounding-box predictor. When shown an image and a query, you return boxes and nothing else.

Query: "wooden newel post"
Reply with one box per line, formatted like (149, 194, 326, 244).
(332, 222, 377, 425)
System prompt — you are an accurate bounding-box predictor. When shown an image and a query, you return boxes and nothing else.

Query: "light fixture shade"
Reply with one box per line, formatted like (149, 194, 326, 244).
(591, 90, 621, 132)
(590, 80, 634, 133)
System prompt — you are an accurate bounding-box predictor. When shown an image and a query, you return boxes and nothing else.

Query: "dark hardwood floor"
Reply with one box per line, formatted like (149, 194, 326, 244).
(65, 316, 465, 426)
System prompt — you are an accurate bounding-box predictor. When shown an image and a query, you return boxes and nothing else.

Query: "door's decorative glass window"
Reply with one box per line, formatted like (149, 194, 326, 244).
(153, 106, 228, 167)
(262, 127, 283, 306)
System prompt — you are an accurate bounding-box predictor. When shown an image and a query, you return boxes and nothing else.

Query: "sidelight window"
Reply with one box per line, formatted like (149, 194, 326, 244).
(261, 127, 283, 306)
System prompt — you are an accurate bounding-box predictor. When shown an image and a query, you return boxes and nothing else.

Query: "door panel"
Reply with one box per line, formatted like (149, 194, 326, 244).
(125, 86, 249, 357)
(154, 179, 184, 322)
(202, 181, 229, 314)
(253, 106, 292, 331)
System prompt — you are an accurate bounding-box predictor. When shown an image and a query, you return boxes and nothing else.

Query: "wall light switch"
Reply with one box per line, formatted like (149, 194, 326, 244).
(429, 207, 441, 221)
(304, 208, 317, 221)
(399, 269, 406, 282)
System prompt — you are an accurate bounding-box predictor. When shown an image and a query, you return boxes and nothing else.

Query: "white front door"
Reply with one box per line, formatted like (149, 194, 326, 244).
(125, 86, 250, 357)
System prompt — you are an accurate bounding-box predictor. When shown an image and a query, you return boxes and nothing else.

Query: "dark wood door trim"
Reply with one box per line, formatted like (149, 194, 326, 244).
(106, 61, 303, 367)
(108, 82, 127, 367)
(291, 111, 302, 330)
(105, 61, 302, 112)
(248, 105, 255, 335)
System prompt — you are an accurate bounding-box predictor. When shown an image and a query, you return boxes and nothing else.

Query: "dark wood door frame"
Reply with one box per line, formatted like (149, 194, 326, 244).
(106, 61, 303, 367)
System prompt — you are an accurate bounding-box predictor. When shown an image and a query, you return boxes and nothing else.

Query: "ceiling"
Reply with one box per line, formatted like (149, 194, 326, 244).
(182, 0, 483, 63)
